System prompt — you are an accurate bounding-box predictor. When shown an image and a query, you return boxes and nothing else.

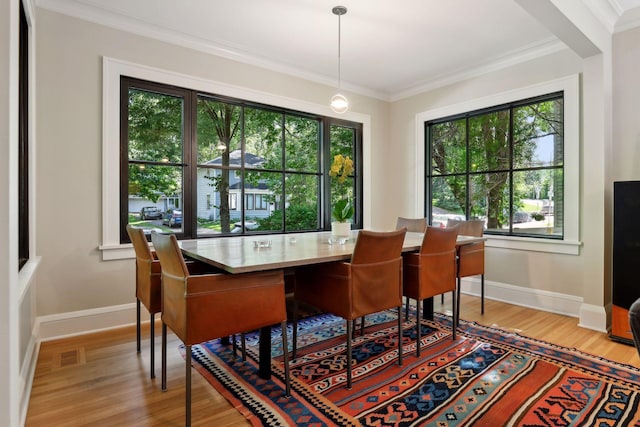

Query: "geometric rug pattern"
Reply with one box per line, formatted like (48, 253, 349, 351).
(188, 311, 640, 426)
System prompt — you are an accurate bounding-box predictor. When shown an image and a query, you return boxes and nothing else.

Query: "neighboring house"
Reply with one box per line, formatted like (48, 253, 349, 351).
(197, 149, 276, 221)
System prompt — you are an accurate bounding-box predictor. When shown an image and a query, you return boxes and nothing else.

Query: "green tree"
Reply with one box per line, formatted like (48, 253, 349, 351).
(127, 90, 183, 203)
(197, 99, 240, 233)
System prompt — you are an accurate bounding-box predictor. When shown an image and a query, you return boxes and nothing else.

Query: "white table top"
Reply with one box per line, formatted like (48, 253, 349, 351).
(179, 230, 484, 274)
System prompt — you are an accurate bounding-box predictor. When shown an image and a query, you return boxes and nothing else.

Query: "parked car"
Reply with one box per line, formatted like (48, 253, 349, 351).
(513, 211, 531, 223)
(162, 209, 182, 228)
(139, 206, 162, 220)
(231, 221, 258, 233)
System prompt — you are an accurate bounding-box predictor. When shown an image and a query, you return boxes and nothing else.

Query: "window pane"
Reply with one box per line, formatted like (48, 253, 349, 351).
(430, 120, 466, 175)
(469, 111, 510, 172)
(285, 173, 319, 231)
(248, 171, 282, 232)
(196, 167, 221, 236)
(127, 87, 184, 236)
(513, 99, 564, 168)
(245, 108, 282, 170)
(330, 125, 356, 223)
(127, 164, 182, 234)
(128, 89, 183, 163)
(285, 115, 319, 172)
(481, 172, 509, 233)
(197, 97, 241, 161)
(431, 175, 465, 227)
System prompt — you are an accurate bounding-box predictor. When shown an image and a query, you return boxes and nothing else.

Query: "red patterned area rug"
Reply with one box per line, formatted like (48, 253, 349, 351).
(188, 311, 640, 426)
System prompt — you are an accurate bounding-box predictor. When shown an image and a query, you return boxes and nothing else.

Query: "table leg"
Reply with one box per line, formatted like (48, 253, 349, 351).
(258, 326, 272, 379)
(422, 297, 434, 320)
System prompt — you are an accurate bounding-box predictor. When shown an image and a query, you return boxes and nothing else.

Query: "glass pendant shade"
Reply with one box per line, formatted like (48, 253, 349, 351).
(331, 93, 349, 114)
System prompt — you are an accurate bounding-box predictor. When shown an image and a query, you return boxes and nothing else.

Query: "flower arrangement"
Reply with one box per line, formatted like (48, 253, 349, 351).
(329, 154, 355, 223)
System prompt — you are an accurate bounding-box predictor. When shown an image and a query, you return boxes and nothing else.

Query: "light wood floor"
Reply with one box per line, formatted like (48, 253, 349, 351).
(25, 295, 640, 426)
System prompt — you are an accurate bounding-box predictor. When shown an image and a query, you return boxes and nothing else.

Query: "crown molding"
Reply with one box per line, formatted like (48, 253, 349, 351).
(390, 38, 567, 102)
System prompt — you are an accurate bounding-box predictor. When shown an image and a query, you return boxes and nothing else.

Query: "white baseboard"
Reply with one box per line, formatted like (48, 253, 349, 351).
(35, 303, 138, 342)
(459, 277, 606, 332)
(33, 280, 607, 344)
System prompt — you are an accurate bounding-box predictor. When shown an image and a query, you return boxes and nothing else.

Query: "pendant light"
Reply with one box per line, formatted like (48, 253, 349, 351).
(330, 6, 348, 114)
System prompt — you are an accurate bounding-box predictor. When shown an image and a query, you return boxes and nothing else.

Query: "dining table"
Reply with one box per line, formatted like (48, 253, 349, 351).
(179, 229, 485, 379)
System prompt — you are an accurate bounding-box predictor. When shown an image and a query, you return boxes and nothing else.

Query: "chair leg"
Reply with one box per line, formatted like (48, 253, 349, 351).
(416, 298, 421, 357)
(346, 320, 353, 389)
(232, 334, 238, 358)
(481, 274, 485, 314)
(452, 287, 457, 341)
(185, 344, 192, 427)
(360, 316, 365, 336)
(136, 299, 141, 353)
(397, 305, 403, 365)
(241, 333, 247, 361)
(405, 297, 410, 320)
(150, 312, 155, 379)
(161, 322, 167, 391)
(456, 276, 462, 327)
(280, 321, 291, 397)
(292, 299, 298, 359)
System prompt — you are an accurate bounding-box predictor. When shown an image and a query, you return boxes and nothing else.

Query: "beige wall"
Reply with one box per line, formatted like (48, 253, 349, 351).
(34, 9, 390, 317)
(613, 26, 640, 182)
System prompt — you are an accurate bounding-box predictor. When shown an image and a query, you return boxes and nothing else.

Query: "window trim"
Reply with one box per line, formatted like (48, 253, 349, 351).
(100, 57, 372, 260)
(415, 75, 581, 255)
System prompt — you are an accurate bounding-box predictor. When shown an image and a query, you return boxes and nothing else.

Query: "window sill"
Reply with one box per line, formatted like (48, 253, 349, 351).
(18, 256, 42, 302)
(486, 235, 581, 255)
(99, 244, 135, 261)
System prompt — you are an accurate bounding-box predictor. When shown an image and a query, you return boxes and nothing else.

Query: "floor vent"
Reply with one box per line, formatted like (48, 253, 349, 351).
(53, 348, 86, 368)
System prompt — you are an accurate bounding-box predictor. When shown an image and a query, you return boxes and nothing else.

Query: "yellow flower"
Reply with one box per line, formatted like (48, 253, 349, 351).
(329, 154, 353, 184)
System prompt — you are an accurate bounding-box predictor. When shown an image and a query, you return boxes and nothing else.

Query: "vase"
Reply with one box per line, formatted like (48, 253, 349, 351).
(331, 221, 351, 237)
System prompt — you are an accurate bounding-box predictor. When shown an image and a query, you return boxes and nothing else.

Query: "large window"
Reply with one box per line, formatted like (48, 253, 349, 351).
(426, 92, 564, 239)
(120, 77, 362, 242)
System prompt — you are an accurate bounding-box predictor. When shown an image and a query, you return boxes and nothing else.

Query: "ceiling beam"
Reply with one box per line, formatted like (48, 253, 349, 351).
(515, 0, 607, 57)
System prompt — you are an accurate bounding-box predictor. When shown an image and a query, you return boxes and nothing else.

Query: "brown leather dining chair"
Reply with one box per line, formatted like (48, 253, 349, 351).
(396, 216, 427, 233)
(447, 219, 486, 319)
(127, 224, 231, 378)
(292, 228, 407, 389)
(403, 225, 459, 356)
(150, 232, 291, 426)
(126, 224, 162, 379)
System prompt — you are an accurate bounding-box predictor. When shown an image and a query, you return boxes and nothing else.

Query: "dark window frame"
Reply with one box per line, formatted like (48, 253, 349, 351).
(18, 1, 29, 270)
(120, 77, 363, 242)
(425, 91, 564, 239)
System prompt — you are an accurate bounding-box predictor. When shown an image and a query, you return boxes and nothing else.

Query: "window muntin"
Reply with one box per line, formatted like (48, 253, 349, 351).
(121, 78, 362, 241)
(427, 93, 564, 239)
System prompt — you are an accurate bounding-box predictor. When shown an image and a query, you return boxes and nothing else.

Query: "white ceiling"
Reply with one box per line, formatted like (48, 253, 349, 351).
(37, 0, 640, 101)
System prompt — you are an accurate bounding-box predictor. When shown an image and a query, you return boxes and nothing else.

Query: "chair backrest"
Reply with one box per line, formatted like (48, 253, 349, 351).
(420, 225, 459, 255)
(351, 228, 407, 264)
(415, 225, 459, 295)
(447, 219, 484, 237)
(127, 224, 153, 262)
(150, 232, 190, 280)
(396, 217, 427, 233)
